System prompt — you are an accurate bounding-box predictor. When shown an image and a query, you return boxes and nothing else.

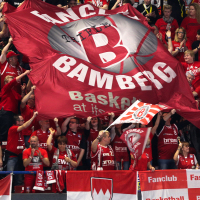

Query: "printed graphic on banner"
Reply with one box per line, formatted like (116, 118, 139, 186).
(3, 0, 200, 129)
(91, 177, 113, 200)
(66, 171, 137, 200)
(109, 100, 170, 126)
(120, 127, 151, 161)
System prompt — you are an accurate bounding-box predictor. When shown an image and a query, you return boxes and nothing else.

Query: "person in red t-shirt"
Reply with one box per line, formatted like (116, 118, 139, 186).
(47, 128, 77, 170)
(0, 70, 30, 142)
(6, 111, 38, 186)
(181, 50, 200, 97)
(61, 116, 86, 169)
(192, 29, 200, 61)
(91, 130, 115, 170)
(20, 85, 39, 148)
(0, 37, 24, 93)
(84, 0, 109, 9)
(155, 5, 178, 42)
(29, 118, 61, 168)
(85, 116, 102, 169)
(174, 141, 199, 169)
(23, 135, 49, 193)
(181, 3, 200, 45)
(156, 109, 190, 169)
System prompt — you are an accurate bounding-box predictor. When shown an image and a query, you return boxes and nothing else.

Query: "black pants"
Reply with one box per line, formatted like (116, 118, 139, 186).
(0, 109, 14, 141)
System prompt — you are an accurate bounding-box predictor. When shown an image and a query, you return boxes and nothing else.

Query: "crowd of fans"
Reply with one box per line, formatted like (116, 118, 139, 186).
(0, 0, 199, 194)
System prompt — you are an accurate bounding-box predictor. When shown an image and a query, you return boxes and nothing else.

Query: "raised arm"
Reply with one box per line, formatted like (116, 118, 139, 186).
(166, 30, 173, 54)
(17, 111, 38, 132)
(54, 118, 61, 136)
(173, 142, 182, 162)
(16, 70, 31, 83)
(151, 112, 162, 135)
(46, 128, 55, 151)
(61, 116, 74, 133)
(91, 130, 104, 153)
(21, 85, 36, 109)
(163, 109, 176, 122)
(0, 37, 12, 64)
(85, 116, 92, 130)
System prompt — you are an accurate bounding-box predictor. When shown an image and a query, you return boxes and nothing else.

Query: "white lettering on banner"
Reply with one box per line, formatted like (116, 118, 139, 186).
(146, 196, 184, 200)
(190, 174, 200, 180)
(148, 175, 177, 183)
(30, 5, 107, 25)
(52, 55, 177, 90)
(197, 196, 200, 200)
(163, 138, 177, 144)
(69, 91, 137, 110)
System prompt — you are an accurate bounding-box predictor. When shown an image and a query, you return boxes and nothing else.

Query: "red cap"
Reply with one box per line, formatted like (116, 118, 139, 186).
(6, 51, 19, 59)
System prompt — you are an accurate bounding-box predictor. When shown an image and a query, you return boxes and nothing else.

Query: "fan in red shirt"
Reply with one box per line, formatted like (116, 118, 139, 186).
(91, 130, 115, 170)
(20, 85, 39, 148)
(28, 118, 61, 168)
(47, 128, 78, 170)
(174, 141, 199, 169)
(0, 70, 30, 142)
(6, 111, 38, 186)
(181, 3, 200, 45)
(61, 116, 86, 169)
(23, 135, 50, 193)
(181, 50, 200, 97)
(0, 37, 24, 93)
(155, 5, 178, 42)
(85, 116, 102, 169)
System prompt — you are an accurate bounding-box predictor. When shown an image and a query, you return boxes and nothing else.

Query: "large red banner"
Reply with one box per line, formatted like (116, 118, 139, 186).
(3, 0, 200, 128)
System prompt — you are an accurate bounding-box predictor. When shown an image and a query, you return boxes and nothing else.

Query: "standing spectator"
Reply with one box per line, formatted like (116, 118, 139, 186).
(137, 0, 159, 25)
(91, 130, 115, 170)
(0, 70, 30, 142)
(23, 136, 49, 193)
(192, 29, 200, 61)
(29, 118, 61, 168)
(47, 128, 78, 170)
(155, 5, 178, 42)
(61, 116, 86, 169)
(0, 37, 24, 93)
(156, 109, 190, 169)
(167, 0, 186, 25)
(85, 116, 102, 169)
(110, 124, 130, 170)
(181, 50, 200, 98)
(6, 111, 38, 186)
(174, 141, 199, 169)
(181, 3, 200, 45)
(171, 27, 192, 62)
(20, 85, 38, 148)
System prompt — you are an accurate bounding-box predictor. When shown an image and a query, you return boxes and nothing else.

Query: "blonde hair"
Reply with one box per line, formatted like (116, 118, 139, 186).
(174, 27, 187, 42)
(180, 141, 190, 155)
(163, 4, 172, 11)
(184, 50, 195, 58)
(189, 3, 200, 24)
(4, 75, 14, 84)
(99, 130, 109, 142)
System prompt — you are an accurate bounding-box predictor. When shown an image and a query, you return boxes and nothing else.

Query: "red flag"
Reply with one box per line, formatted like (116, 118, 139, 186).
(66, 171, 137, 200)
(4, 0, 200, 128)
(120, 127, 151, 162)
(0, 174, 12, 200)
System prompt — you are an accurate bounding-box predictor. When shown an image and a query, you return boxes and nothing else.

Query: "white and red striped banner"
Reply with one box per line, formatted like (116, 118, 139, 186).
(139, 169, 200, 200)
(0, 174, 12, 200)
(109, 100, 170, 126)
(66, 171, 137, 200)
